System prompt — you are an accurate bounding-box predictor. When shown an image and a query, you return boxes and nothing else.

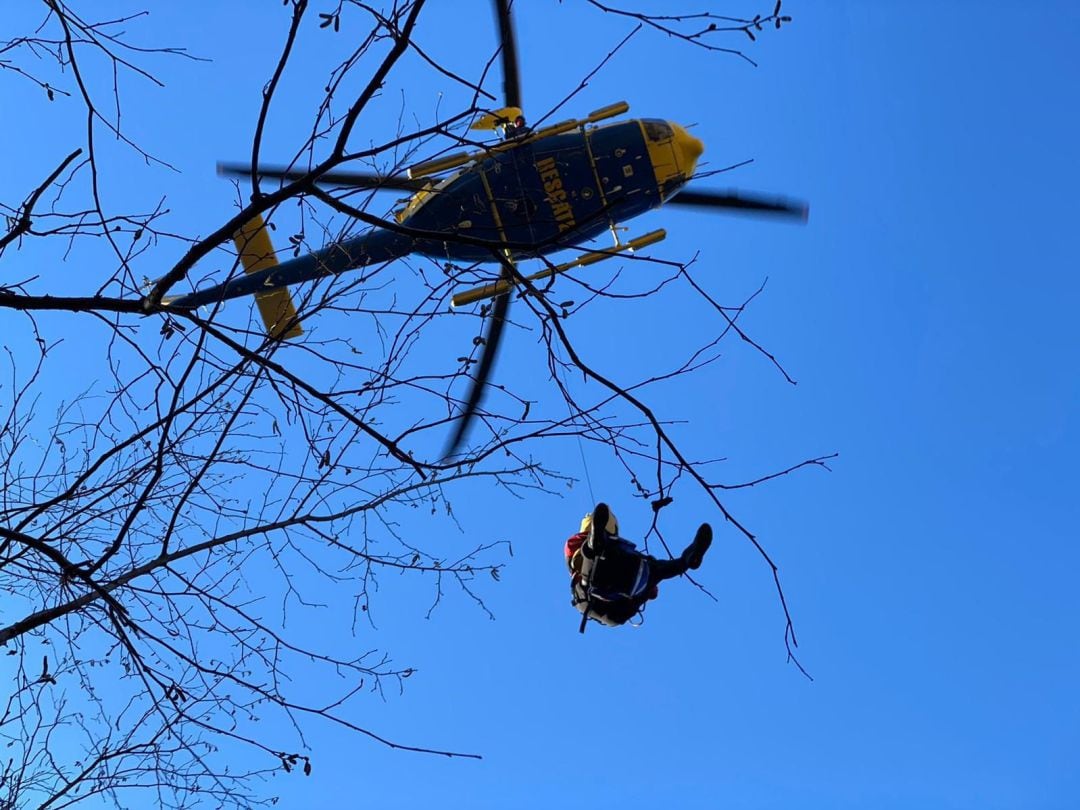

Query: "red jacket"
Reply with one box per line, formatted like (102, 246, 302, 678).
(564, 531, 588, 568)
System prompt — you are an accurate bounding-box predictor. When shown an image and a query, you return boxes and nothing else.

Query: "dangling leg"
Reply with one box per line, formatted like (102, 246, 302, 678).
(576, 503, 610, 634)
(647, 556, 688, 583)
(645, 523, 714, 586)
(582, 503, 640, 590)
(585, 502, 610, 558)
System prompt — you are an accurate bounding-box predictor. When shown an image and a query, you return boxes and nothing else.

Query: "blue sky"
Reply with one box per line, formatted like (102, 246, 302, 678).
(4, 1, 1079, 808)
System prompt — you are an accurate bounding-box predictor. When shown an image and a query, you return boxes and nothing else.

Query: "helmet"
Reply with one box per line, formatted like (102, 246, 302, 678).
(579, 509, 618, 536)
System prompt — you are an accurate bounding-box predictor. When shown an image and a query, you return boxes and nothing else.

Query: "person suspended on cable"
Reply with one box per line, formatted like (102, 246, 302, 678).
(566, 502, 712, 629)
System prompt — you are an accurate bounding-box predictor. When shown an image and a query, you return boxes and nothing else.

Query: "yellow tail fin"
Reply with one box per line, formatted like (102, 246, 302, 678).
(233, 215, 303, 340)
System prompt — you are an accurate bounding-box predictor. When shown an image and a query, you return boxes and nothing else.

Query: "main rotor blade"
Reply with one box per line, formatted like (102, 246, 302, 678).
(217, 162, 425, 192)
(443, 286, 511, 457)
(668, 188, 809, 221)
(442, 0, 522, 457)
(493, 0, 522, 109)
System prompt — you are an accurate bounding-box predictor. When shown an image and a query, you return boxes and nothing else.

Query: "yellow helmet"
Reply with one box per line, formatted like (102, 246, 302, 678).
(579, 509, 618, 536)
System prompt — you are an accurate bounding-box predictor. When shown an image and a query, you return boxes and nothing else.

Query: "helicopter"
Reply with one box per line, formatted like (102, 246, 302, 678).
(166, 0, 808, 455)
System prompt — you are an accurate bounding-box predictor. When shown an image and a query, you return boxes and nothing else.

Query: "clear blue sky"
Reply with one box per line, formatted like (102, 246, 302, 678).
(4, 2, 1079, 808)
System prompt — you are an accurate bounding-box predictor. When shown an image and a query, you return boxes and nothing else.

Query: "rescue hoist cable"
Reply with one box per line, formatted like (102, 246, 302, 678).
(553, 341, 601, 635)
(554, 340, 596, 507)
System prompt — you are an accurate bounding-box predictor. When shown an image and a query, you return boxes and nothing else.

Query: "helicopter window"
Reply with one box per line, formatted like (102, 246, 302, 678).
(643, 119, 674, 143)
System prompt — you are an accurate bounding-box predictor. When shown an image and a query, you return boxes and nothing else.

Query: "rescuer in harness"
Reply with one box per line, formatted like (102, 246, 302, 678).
(566, 503, 712, 631)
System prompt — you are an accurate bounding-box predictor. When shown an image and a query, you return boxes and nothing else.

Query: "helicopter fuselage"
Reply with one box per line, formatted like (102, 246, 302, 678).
(402, 118, 687, 261)
(168, 118, 703, 308)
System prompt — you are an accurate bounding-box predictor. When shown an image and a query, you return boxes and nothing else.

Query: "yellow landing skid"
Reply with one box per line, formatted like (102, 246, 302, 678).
(450, 228, 666, 308)
(233, 215, 303, 340)
(407, 101, 631, 180)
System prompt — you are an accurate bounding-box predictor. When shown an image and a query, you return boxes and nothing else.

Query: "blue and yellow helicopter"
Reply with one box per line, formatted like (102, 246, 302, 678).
(169, 0, 807, 454)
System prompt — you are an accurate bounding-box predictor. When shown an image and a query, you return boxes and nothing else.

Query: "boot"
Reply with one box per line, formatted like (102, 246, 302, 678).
(681, 523, 712, 570)
(589, 503, 610, 556)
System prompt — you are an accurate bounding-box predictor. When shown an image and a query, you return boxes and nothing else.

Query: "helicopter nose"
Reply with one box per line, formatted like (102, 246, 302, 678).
(643, 119, 705, 201)
(670, 122, 704, 177)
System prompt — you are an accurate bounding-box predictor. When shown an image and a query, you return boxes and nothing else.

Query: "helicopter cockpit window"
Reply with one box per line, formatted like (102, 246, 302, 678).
(643, 119, 674, 143)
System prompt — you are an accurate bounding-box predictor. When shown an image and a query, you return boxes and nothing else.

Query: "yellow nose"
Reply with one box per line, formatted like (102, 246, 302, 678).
(643, 119, 705, 198)
(670, 123, 704, 176)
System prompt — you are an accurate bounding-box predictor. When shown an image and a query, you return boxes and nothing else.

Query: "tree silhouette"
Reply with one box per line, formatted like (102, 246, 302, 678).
(0, 2, 823, 806)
